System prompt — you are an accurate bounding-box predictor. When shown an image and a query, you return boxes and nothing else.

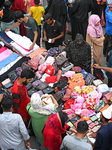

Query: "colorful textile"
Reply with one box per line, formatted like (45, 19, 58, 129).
(0, 30, 13, 43)
(43, 113, 69, 150)
(0, 52, 19, 70)
(0, 47, 7, 54)
(0, 49, 12, 62)
(87, 15, 103, 38)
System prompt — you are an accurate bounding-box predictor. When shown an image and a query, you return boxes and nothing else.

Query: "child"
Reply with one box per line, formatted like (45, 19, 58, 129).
(29, 0, 45, 30)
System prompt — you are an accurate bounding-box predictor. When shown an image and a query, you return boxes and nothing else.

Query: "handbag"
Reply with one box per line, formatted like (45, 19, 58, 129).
(55, 54, 68, 66)
(27, 56, 39, 70)
(16, 67, 23, 76)
(53, 62, 59, 74)
(21, 62, 31, 70)
(81, 69, 88, 79)
(52, 91, 63, 101)
(72, 66, 82, 73)
(103, 92, 112, 104)
(32, 80, 42, 88)
(85, 73, 96, 85)
(44, 65, 55, 76)
(28, 88, 37, 97)
(93, 79, 103, 87)
(97, 84, 109, 93)
(35, 90, 43, 97)
(26, 83, 33, 90)
(43, 87, 55, 94)
(8, 70, 18, 83)
(61, 61, 74, 73)
(47, 47, 61, 57)
(36, 82, 48, 90)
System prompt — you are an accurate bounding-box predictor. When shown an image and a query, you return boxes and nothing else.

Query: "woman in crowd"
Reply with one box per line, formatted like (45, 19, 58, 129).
(27, 93, 58, 149)
(43, 111, 77, 150)
(0, 1, 19, 33)
(86, 14, 105, 66)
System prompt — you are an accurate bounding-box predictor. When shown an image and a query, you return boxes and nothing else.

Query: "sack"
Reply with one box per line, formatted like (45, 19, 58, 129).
(28, 56, 39, 70)
(81, 69, 88, 79)
(72, 66, 82, 73)
(45, 76, 57, 83)
(103, 92, 112, 104)
(97, 84, 109, 93)
(28, 88, 37, 97)
(32, 80, 42, 88)
(8, 70, 18, 83)
(47, 47, 61, 56)
(35, 90, 43, 97)
(16, 67, 22, 76)
(93, 79, 103, 86)
(36, 82, 48, 90)
(56, 54, 68, 66)
(85, 73, 96, 85)
(61, 61, 74, 73)
(44, 65, 55, 76)
(26, 83, 33, 90)
(21, 62, 31, 70)
(43, 87, 55, 94)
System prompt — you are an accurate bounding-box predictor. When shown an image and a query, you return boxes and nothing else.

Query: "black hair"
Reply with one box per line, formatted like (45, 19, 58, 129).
(62, 39, 71, 47)
(102, 116, 110, 123)
(34, 0, 40, 5)
(59, 111, 68, 128)
(20, 69, 35, 79)
(77, 121, 88, 134)
(9, 0, 14, 4)
(15, 11, 24, 20)
(3, 1, 12, 10)
(61, 146, 70, 150)
(44, 13, 52, 20)
(1, 95, 13, 111)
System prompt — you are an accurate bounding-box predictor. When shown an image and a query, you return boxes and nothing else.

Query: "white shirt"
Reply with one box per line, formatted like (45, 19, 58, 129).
(0, 112, 30, 150)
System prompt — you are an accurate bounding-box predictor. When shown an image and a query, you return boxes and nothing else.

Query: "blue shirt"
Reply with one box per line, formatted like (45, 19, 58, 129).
(106, 50, 112, 79)
(94, 124, 111, 150)
(105, 6, 112, 35)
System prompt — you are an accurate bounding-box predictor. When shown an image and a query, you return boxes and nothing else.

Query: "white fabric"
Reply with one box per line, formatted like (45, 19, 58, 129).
(10, 36, 39, 56)
(6, 31, 33, 50)
(102, 109, 111, 119)
(0, 56, 21, 75)
(0, 112, 30, 150)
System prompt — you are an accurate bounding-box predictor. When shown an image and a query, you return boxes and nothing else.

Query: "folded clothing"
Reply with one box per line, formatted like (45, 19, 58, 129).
(0, 47, 7, 53)
(0, 49, 12, 62)
(0, 52, 19, 70)
(0, 30, 13, 43)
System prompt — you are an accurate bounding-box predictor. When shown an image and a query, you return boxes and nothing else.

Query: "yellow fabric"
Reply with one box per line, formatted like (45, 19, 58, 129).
(29, 6, 45, 26)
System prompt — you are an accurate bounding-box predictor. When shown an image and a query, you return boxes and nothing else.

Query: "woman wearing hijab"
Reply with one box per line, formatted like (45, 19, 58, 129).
(86, 14, 105, 66)
(43, 111, 77, 150)
(0, 1, 19, 33)
(26, 93, 58, 148)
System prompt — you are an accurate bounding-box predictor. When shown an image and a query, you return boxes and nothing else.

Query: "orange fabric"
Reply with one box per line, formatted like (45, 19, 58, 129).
(28, 47, 46, 58)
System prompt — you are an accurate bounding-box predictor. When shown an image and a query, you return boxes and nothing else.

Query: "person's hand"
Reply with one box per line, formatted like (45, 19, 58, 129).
(42, 101, 47, 106)
(0, 94, 3, 103)
(23, 117, 27, 124)
(87, 132, 96, 138)
(29, 44, 34, 50)
(51, 38, 55, 43)
(43, 36, 47, 41)
(26, 140, 31, 149)
(42, 94, 52, 100)
(93, 64, 100, 69)
(5, 28, 10, 32)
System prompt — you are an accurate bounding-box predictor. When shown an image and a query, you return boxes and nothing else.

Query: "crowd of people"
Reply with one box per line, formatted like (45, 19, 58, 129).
(0, 0, 112, 150)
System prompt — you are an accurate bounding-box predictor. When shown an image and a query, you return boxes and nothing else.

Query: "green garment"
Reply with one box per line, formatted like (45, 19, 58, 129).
(26, 103, 56, 145)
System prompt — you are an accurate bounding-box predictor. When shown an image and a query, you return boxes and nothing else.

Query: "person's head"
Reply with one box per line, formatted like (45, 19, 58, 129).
(3, 1, 12, 10)
(30, 93, 42, 111)
(20, 69, 35, 85)
(34, 0, 40, 5)
(77, 121, 88, 136)
(44, 13, 54, 26)
(89, 14, 101, 27)
(1, 95, 13, 112)
(100, 109, 111, 123)
(15, 11, 24, 23)
(9, 0, 14, 4)
(75, 33, 84, 45)
(109, 4, 112, 11)
(59, 111, 68, 128)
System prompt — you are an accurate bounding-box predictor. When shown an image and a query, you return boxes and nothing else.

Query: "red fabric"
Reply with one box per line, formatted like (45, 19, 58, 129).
(43, 113, 69, 150)
(44, 65, 55, 76)
(12, 78, 30, 124)
(45, 76, 57, 83)
(64, 99, 75, 109)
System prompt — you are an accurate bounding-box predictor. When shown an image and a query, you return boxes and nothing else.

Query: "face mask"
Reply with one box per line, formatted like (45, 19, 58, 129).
(23, 80, 28, 85)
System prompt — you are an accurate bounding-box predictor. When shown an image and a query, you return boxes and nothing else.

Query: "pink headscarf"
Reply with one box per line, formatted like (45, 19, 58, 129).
(87, 15, 103, 38)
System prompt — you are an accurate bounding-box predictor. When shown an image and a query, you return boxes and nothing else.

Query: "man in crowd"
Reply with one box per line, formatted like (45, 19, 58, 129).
(60, 121, 92, 150)
(5, 11, 40, 49)
(12, 69, 35, 125)
(94, 109, 112, 150)
(0, 95, 31, 150)
(43, 13, 64, 50)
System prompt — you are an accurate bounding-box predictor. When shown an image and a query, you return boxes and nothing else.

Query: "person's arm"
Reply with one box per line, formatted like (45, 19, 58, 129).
(5, 22, 20, 32)
(69, 127, 77, 133)
(29, 30, 38, 50)
(51, 31, 64, 43)
(43, 28, 47, 41)
(93, 64, 112, 74)
(0, 94, 3, 102)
